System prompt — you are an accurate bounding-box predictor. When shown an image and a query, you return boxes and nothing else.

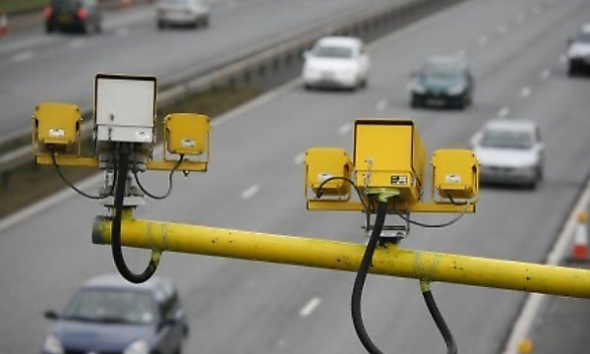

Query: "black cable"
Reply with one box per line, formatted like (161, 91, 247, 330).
(351, 200, 388, 354)
(392, 202, 469, 229)
(422, 288, 458, 354)
(51, 152, 114, 200)
(316, 176, 370, 213)
(133, 154, 185, 200)
(352, 200, 459, 354)
(111, 147, 158, 284)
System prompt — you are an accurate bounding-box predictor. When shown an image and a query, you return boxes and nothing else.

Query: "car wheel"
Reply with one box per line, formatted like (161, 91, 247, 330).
(568, 63, 577, 77)
(528, 179, 538, 190)
(537, 166, 544, 182)
(361, 77, 368, 88)
(411, 94, 421, 108)
(158, 21, 166, 30)
(458, 95, 467, 110)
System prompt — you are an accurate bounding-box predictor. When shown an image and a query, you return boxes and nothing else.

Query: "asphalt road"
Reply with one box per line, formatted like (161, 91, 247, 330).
(2, 0, 590, 353)
(0, 0, 397, 139)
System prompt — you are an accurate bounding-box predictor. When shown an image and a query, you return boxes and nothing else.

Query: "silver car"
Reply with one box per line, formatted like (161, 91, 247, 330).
(472, 119, 544, 189)
(157, 0, 210, 30)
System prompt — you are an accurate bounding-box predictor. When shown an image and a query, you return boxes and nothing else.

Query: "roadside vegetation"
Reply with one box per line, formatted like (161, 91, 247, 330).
(0, 0, 47, 15)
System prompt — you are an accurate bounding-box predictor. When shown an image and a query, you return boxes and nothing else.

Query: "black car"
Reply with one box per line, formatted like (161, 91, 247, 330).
(409, 55, 474, 109)
(42, 274, 189, 354)
(44, 0, 102, 34)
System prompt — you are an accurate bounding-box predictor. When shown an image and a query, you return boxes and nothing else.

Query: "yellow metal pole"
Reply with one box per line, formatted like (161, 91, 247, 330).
(93, 216, 590, 299)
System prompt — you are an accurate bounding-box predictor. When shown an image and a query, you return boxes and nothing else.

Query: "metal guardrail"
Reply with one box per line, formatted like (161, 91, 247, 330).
(0, 0, 465, 185)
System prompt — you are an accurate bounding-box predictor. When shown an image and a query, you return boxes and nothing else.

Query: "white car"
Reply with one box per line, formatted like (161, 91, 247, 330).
(471, 119, 544, 189)
(157, 0, 210, 30)
(302, 36, 370, 90)
(567, 24, 590, 76)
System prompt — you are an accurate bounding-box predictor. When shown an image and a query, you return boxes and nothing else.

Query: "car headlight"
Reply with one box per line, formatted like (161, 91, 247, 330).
(447, 85, 465, 95)
(124, 340, 150, 354)
(43, 335, 64, 354)
(410, 81, 426, 94)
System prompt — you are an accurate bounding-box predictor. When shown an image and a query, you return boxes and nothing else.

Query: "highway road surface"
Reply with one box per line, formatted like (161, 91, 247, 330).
(2, 0, 590, 353)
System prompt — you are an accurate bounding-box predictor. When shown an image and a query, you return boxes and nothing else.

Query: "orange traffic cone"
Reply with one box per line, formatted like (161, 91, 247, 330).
(0, 12, 9, 37)
(569, 211, 589, 262)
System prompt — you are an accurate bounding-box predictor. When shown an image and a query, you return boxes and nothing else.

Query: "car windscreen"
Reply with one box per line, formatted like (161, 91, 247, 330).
(51, 0, 82, 11)
(421, 61, 463, 79)
(480, 129, 533, 149)
(62, 288, 157, 325)
(161, 0, 191, 8)
(312, 45, 354, 59)
(575, 32, 590, 43)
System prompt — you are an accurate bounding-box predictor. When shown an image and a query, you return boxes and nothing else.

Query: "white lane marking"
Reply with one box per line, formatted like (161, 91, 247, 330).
(116, 27, 129, 37)
(376, 99, 388, 111)
(70, 39, 85, 48)
(497, 24, 507, 34)
(520, 87, 531, 98)
(299, 297, 321, 317)
(338, 123, 351, 135)
(12, 51, 33, 62)
(540, 69, 551, 80)
(559, 54, 567, 64)
(500, 182, 590, 354)
(294, 153, 305, 165)
(478, 36, 488, 46)
(498, 106, 510, 118)
(241, 185, 259, 199)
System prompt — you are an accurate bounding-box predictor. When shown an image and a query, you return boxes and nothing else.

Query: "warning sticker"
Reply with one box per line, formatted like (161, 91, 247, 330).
(446, 174, 461, 183)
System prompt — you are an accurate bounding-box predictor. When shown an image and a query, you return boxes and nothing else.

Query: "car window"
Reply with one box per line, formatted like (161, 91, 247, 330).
(575, 32, 590, 43)
(480, 129, 533, 150)
(421, 61, 463, 79)
(51, 0, 82, 10)
(312, 45, 355, 59)
(158, 291, 182, 320)
(162, 0, 190, 7)
(62, 288, 157, 324)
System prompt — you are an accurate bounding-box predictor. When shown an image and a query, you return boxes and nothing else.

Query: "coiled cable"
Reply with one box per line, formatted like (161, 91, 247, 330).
(111, 147, 159, 284)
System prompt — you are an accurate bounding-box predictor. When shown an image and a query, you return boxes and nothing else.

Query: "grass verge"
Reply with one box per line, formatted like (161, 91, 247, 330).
(0, 85, 261, 219)
(0, 0, 47, 15)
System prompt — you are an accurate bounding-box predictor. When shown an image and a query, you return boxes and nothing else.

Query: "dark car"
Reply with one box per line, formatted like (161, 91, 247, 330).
(42, 274, 189, 354)
(409, 55, 474, 109)
(44, 0, 102, 34)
